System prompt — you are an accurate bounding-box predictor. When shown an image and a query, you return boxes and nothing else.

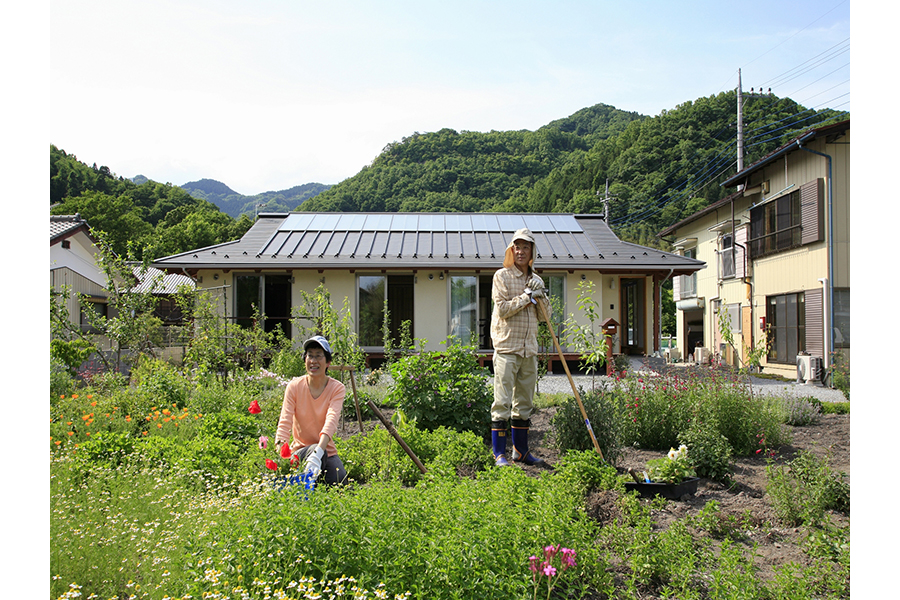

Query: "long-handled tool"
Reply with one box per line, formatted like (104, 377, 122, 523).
(331, 365, 427, 474)
(535, 297, 605, 462)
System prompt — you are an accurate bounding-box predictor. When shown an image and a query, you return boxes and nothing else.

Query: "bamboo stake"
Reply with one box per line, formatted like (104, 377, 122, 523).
(535, 298, 605, 462)
(329, 365, 427, 474)
(329, 365, 365, 434)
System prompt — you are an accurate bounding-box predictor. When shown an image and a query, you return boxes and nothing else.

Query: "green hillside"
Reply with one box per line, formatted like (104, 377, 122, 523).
(50, 146, 253, 260)
(50, 92, 847, 258)
(180, 179, 331, 219)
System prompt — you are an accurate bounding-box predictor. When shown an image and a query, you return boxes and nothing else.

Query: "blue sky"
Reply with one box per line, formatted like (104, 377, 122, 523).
(44, 0, 853, 194)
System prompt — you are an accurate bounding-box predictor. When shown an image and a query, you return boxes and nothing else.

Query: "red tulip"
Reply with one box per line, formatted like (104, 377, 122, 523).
(280, 442, 292, 459)
(248, 400, 262, 414)
(265, 459, 278, 471)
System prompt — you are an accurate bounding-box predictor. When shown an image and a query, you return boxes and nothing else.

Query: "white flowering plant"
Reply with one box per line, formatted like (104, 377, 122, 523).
(646, 444, 697, 484)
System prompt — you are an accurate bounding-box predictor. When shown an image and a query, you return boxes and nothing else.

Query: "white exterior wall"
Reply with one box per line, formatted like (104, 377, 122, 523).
(191, 268, 649, 357)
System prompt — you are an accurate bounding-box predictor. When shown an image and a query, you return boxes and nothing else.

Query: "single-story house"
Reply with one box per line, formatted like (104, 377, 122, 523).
(152, 212, 705, 369)
(658, 119, 849, 379)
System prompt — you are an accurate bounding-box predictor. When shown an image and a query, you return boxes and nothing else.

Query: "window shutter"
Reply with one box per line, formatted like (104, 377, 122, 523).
(805, 288, 824, 359)
(800, 178, 824, 245)
(734, 224, 747, 279)
(673, 271, 681, 301)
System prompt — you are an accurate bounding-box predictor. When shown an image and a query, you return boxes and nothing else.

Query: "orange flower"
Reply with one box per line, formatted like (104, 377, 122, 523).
(125, 416, 132, 422)
(91, 401, 97, 407)
(87, 395, 93, 399)
(157, 423, 163, 429)
(72, 394, 79, 399)
(67, 432, 74, 436)
(54, 441, 62, 446)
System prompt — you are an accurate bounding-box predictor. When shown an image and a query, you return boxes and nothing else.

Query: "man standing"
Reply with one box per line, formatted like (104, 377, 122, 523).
(490, 228, 547, 467)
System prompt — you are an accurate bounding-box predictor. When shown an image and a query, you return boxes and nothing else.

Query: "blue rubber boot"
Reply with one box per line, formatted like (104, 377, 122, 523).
(511, 420, 546, 466)
(491, 421, 509, 466)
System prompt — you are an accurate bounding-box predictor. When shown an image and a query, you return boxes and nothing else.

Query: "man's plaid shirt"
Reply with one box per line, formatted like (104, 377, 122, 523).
(490, 266, 543, 357)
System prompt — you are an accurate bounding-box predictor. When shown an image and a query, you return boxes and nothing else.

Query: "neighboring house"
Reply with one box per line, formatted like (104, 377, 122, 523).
(130, 265, 196, 352)
(152, 212, 704, 369)
(50, 214, 112, 348)
(658, 119, 850, 379)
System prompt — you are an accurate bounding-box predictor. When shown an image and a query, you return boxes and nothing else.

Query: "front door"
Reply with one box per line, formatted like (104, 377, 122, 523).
(620, 278, 645, 355)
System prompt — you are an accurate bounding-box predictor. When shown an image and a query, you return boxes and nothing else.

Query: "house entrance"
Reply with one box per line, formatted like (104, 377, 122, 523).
(620, 278, 645, 355)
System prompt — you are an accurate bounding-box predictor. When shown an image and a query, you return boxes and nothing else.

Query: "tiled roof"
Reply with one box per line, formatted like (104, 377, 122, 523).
(153, 212, 705, 276)
(50, 214, 89, 243)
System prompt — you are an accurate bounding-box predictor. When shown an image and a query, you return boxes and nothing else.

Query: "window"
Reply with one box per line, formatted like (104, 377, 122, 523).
(766, 292, 805, 363)
(833, 288, 850, 348)
(719, 234, 735, 279)
(235, 274, 292, 338)
(358, 274, 414, 349)
(680, 248, 697, 297)
(750, 191, 801, 257)
(80, 299, 107, 333)
(450, 276, 478, 345)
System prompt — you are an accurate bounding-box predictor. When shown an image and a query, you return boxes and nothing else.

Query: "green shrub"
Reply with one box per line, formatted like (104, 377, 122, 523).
(337, 423, 491, 485)
(766, 450, 849, 526)
(198, 411, 261, 442)
(131, 357, 190, 409)
(51, 357, 76, 400)
(821, 401, 849, 415)
(618, 375, 691, 451)
(269, 346, 306, 379)
(74, 432, 137, 469)
(679, 424, 734, 482)
(385, 340, 492, 434)
(553, 449, 620, 496)
(551, 387, 625, 466)
(781, 396, 822, 426)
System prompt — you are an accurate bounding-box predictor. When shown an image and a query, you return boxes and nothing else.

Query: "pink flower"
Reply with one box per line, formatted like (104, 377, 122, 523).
(280, 442, 292, 459)
(265, 459, 278, 471)
(248, 400, 262, 414)
(560, 548, 577, 570)
(528, 556, 539, 573)
(544, 544, 559, 561)
(258, 435, 269, 450)
(542, 564, 557, 578)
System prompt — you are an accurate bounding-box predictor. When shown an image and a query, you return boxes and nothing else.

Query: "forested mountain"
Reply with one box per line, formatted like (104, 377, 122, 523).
(180, 179, 331, 219)
(50, 92, 847, 260)
(50, 145, 254, 260)
(304, 94, 846, 247)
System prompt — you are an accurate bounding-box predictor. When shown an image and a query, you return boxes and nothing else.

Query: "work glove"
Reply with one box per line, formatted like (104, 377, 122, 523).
(525, 276, 544, 292)
(293, 444, 326, 480)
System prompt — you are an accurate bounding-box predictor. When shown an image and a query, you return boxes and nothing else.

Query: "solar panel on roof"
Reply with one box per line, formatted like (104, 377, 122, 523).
(444, 214, 470, 231)
(497, 214, 526, 231)
(279, 213, 315, 231)
(365, 214, 393, 230)
(337, 214, 367, 230)
(311, 213, 341, 230)
(392, 214, 419, 230)
(470, 214, 501, 231)
(547, 214, 582, 232)
(419, 214, 444, 230)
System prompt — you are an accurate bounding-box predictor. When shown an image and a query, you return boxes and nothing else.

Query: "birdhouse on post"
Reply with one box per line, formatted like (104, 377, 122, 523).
(601, 318, 619, 377)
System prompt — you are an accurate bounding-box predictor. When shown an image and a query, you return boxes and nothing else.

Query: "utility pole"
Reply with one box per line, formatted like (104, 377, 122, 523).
(596, 179, 616, 222)
(737, 68, 744, 174)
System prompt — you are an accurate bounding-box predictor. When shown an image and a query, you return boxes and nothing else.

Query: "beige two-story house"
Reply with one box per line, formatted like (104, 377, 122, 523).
(658, 119, 849, 379)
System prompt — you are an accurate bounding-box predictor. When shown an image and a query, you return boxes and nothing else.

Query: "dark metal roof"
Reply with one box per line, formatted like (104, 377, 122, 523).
(153, 212, 705, 276)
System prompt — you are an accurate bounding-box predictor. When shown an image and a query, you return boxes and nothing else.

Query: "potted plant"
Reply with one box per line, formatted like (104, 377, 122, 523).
(625, 445, 700, 500)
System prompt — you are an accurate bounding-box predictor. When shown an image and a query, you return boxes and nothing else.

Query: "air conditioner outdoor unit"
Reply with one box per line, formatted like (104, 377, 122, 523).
(694, 346, 710, 365)
(796, 355, 824, 384)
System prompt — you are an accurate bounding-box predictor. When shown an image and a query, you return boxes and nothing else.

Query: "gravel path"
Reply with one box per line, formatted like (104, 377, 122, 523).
(527, 356, 847, 403)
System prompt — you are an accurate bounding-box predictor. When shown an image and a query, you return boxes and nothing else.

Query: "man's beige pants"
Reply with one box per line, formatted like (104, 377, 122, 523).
(491, 352, 537, 422)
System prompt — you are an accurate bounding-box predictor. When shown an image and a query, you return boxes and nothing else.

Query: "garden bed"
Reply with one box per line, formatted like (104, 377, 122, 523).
(336, 405, 850, 590)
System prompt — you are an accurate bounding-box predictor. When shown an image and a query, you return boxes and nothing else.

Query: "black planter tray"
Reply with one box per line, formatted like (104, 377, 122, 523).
(624, 477, 700, 500)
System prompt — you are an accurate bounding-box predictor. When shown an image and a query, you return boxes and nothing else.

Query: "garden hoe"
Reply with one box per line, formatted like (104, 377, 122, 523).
(535, 298, 606, 463)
